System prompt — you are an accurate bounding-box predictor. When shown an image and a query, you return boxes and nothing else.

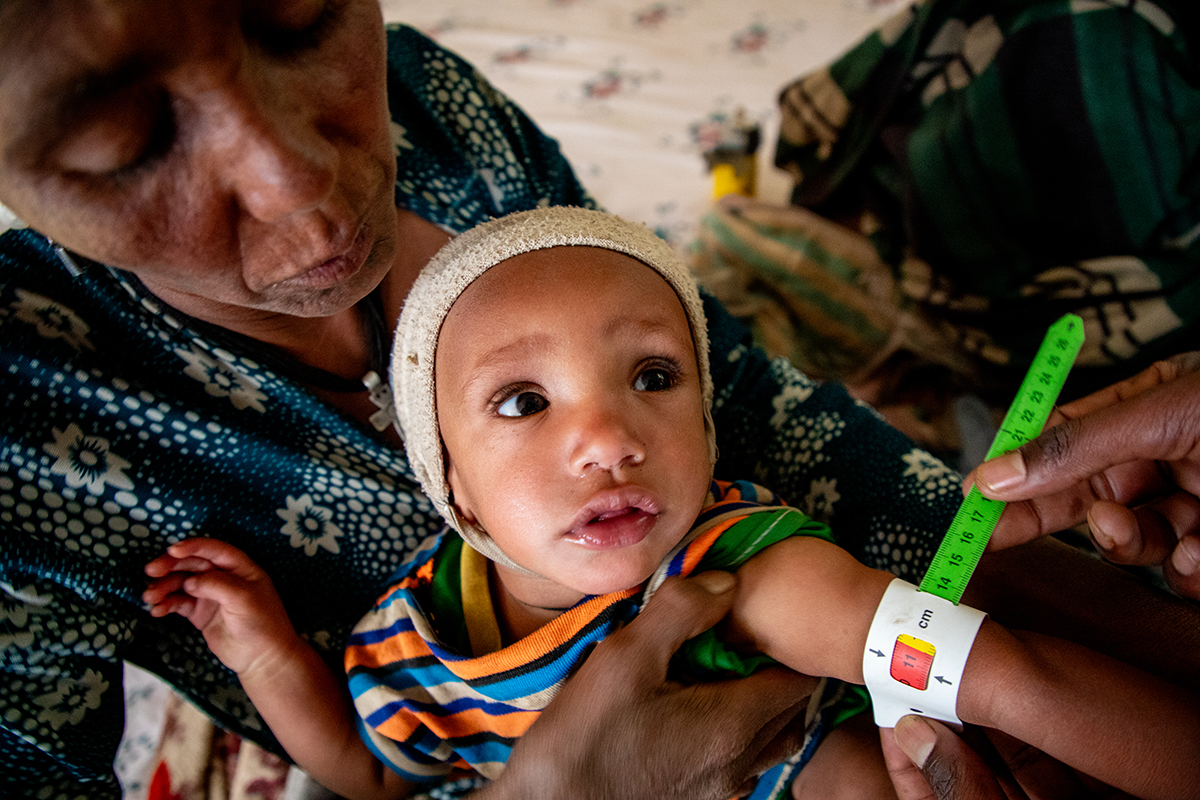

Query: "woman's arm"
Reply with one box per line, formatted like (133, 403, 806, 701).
(723, 536, 1200, 800)
(145, 539, 416, 800)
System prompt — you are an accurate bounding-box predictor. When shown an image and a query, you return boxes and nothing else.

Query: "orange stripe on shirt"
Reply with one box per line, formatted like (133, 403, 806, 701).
(444, 588, 637, 681)
(678, 518, 739, 575)
(345, 628, 434, 672)
(377, 703, 541, 742)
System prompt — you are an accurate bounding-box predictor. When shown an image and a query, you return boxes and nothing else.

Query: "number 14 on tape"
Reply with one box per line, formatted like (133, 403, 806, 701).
(918, 314, 1086, 605)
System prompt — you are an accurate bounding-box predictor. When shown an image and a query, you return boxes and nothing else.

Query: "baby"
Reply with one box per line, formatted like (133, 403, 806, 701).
(146, 207, 1200, 800)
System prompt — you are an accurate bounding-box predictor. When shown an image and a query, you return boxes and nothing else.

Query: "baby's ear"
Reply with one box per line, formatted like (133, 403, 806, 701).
(445, 459, 478, 525)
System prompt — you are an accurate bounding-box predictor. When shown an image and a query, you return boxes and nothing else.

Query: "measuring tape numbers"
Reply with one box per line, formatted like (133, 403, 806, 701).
(918, 313, 1086, 605)
(864, 314, 1085, 727)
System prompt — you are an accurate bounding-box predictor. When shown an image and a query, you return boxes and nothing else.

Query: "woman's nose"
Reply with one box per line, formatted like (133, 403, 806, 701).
(568, 403, 646, 476)
(207, 73, 338, 223)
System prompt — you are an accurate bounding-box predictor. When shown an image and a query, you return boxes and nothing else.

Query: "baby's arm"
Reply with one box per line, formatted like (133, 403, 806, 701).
(144, 538, 415, 800)
(722, 536, 1200, 800)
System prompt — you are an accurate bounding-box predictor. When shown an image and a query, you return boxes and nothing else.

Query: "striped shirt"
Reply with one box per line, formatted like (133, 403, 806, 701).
(346, 480, 868, 799)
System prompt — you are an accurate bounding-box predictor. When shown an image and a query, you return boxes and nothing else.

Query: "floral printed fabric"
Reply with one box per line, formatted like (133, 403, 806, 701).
(0, 21, 956, 800)
(380, 0, 902, 248)
(0, 23, 591, 799)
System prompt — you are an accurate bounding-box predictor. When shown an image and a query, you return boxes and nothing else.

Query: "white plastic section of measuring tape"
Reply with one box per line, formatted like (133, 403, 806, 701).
(862, 579, 986, 728)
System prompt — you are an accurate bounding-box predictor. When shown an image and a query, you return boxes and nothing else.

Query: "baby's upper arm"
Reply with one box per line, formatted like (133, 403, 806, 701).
(723, 537, 893, 683)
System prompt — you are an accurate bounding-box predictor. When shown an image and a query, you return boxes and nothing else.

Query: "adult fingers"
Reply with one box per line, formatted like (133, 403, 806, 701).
(633, 573, 818, 769)
(1056, 352, 1200, 420)
(1165, 535, 1200, 600)
(506, 573, 817, 800)
(1087, 495, 1199, 566)
(1091, 493, 1200, 599)
(1088, 491, 1200, 600)
(883, 716, 1013, 800)
(881, 718, 940, 800)
(696, 667, 819, 778)
(975, 370, 1200, 503)
(602, 572, 739, 682)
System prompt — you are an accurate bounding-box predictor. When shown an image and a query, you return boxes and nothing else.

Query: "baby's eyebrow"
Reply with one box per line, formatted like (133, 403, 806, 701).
(453, 331, 557, 396)
(598, 313, 678, 339)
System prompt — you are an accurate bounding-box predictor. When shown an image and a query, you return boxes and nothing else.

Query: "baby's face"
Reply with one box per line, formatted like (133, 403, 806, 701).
(435, 246, 712, 606)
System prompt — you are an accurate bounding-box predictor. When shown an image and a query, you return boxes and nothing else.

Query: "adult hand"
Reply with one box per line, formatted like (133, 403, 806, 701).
(882, 716, 1129, 800)
(967, 353, 1200, 600)
(482, 572, 819, 800)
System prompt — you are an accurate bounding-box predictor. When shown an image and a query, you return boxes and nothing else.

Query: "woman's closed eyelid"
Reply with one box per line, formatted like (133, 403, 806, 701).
(248, 0, 341, 55)
(51, 96, 174, 178)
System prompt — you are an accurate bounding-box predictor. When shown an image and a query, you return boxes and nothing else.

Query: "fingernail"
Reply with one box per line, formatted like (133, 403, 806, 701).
(694, 571, 736, 594)
(893, 715, 936, 768)
(1172, 538, 1199, 576)
(1086, 508, 1114, 553)
(976, 451, 1027, 494)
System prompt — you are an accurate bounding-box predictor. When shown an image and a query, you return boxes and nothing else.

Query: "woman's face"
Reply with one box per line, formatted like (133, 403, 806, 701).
(0, 0, 399, 319)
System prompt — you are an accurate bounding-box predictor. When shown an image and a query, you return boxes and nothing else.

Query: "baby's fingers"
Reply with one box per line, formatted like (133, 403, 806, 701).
(163, 538, 264, 576)
(146, 593, 196, 619)
(145, 554, 218, 579)
(143, 572, 191, 605)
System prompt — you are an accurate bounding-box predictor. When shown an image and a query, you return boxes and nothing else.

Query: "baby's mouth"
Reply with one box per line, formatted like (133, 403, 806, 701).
(566, 505, 658, 550)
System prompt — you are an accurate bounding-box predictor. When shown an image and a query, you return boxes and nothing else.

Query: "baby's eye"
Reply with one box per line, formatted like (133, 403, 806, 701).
(497, 391, 549, 418)
(634, 367, 675, 392)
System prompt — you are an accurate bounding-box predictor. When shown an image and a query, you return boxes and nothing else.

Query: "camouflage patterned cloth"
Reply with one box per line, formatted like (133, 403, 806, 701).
(703, 0, 1200, 405)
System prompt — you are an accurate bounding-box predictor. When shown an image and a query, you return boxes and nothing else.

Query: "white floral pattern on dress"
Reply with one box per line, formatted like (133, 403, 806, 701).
(276, 494, 344, 556)
(43, 424, 135, 495)
(769, 380, 816, 428)
(176, 346, 268, 412)
(901, 448, 954, 483)
(12, 289, 95, 351)
(391, 120, 414, 151)
(901, 448, 957, 502)
(804, 477, 841, 522)
(33, 669, 109, 730)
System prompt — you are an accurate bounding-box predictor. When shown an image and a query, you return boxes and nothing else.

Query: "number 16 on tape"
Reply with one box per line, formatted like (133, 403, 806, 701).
(919, 313, 1086, 605)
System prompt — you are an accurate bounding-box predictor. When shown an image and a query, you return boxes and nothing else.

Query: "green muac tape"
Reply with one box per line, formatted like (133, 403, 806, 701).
(919, 313, 1086, 605)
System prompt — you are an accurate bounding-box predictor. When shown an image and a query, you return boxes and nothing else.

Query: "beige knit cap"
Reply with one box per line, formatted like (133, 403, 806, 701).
(392, 206, 715, 571)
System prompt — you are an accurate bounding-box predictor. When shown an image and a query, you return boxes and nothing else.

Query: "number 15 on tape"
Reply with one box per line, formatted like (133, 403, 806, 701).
(918, 314, 1085, 605)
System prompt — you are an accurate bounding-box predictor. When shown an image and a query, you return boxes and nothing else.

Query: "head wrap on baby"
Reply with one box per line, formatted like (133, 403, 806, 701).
(392, 206, 714, 571)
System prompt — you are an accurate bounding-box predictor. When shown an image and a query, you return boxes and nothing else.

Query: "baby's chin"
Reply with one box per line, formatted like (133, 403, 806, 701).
(563, 552, 674, 598)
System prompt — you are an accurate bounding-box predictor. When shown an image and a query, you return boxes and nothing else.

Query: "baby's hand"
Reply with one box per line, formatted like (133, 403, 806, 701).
(144, 538, 299, 676)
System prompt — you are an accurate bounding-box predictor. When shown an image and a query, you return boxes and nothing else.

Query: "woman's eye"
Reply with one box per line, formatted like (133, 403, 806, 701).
(634, 368, 674, 392)
(55, 92, 174, 177)
(250, 0, 340, 55)
(497, 391, 548, 418)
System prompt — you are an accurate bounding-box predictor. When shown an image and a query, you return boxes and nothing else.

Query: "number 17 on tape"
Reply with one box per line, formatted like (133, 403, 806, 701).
(919, 313, 1086, 605)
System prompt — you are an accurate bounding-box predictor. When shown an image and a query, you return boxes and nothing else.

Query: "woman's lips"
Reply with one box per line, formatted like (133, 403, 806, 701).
(284, 223, 371, 290)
